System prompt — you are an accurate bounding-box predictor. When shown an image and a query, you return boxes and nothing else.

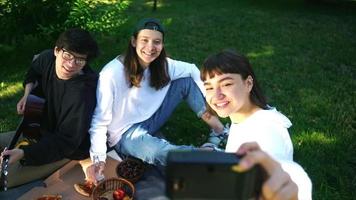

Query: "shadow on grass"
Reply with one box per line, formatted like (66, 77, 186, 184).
(293, 130, 356, 199)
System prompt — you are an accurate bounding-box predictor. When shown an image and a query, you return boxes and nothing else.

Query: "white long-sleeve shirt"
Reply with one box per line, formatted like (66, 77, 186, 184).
(89, 57, 204, 162)
(225, 108, 312, 200)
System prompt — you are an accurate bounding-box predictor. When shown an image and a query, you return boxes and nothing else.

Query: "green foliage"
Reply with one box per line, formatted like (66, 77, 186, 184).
(0, 0, 74, 42)
(65, 0, 131, 33)
(0, 0, 131, 43)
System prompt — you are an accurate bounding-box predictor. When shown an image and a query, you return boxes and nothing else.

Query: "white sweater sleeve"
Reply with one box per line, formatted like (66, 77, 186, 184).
(280, 160, 313, 200)
(167, 58, 205, 96)
(89, 68, 116, 162)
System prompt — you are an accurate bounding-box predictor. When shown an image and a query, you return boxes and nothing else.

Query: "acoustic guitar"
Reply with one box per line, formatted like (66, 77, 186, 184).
(0, 94, 45, 191)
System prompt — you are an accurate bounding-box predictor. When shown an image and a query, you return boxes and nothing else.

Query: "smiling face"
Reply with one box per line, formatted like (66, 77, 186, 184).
(54, 47, 87, 80)
(204, 72, 256, 123)
(131, 29, 163, 68)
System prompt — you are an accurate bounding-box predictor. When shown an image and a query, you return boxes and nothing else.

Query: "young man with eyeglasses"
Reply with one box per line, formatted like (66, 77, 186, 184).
(0, 28, 99, 188)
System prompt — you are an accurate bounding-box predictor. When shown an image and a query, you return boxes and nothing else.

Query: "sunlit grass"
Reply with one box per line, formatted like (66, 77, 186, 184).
(247, 45, 275, 59)
(0, 82, 22, 98)
(144, 0, 165, 9)
(163, 18, 173, 27)
(293, 131, 336, 146)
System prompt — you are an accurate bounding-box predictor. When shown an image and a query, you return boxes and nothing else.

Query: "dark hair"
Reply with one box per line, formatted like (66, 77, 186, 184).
(201, 50, 268, 109)
(123, 23, 170, 90)
(55, 28, 99, 62)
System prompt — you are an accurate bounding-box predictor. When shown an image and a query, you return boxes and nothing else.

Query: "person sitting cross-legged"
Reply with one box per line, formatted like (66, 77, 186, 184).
(0, 28, 99, 188)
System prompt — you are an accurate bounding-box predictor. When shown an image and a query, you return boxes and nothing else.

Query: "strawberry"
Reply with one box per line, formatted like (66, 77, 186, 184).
(113, 188, 125, 200)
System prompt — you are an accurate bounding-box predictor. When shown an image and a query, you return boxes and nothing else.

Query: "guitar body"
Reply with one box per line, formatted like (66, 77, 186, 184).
(23, 95, 45, 140)
(0, 94, 45, 191)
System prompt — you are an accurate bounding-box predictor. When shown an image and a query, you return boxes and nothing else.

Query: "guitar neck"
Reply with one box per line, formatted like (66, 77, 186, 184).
(0, 94, 44, 191)
(0, 118, 25, 191)
(8, 118, 25, 149)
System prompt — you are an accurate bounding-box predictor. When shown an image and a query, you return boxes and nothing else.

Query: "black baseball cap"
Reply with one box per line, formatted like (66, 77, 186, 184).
(133, 18, 165, 37)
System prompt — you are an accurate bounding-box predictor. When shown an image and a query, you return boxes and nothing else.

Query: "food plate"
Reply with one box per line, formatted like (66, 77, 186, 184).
(116, 157, 145, 183)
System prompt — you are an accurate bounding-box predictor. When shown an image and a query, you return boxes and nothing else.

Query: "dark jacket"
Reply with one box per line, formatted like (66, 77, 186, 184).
(22, 49, 98, 165)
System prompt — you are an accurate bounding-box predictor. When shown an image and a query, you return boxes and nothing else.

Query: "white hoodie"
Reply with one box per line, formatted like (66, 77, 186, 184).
(225, 107, 293, 160)
(225, 108, 312, 200)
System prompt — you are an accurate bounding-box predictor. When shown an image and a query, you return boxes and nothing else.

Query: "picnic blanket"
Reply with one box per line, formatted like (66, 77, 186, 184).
(1, 153, 168, 200)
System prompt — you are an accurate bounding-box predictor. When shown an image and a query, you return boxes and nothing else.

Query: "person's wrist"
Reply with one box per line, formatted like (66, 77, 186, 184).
(97, 161, 105, 167)
(18, 148, 26, 165)
(24, 90, 32, 97)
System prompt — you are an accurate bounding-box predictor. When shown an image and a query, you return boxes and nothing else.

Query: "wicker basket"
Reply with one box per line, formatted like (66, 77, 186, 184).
(92, 178, 135, 200)
(116, 157, 145, 183)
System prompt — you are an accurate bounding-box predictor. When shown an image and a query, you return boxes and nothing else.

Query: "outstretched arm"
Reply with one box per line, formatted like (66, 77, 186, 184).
(235, 142, 299, 200)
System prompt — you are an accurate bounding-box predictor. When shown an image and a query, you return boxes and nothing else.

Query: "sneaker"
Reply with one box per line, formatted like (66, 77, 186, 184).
(200, 142, 224, 152)
(207, 123, 230, 148)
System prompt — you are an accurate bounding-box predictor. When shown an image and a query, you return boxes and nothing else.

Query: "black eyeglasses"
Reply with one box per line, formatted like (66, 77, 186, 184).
(61, 49, 87, 67)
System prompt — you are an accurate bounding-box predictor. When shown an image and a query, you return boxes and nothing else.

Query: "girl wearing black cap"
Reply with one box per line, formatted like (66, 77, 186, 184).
(86, 18, 228, 183)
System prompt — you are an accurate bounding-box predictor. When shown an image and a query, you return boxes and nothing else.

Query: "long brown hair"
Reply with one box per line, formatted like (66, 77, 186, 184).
(123, 31, 170, 90)
(201, 50, 268, 109)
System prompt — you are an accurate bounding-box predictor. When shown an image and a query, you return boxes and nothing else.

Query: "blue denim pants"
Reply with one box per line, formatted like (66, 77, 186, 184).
(114, 78, 206, 166)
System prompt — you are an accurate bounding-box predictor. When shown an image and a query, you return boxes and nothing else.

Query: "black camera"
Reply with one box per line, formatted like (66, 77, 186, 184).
(166, 151, 265, 200)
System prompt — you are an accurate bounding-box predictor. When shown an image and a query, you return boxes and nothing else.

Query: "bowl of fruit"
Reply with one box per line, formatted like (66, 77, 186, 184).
(116, 157, 146, 183)
(92, 178, 134, 200)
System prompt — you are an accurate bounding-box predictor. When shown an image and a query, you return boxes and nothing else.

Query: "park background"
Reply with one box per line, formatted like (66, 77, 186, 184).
(0, 0, 355, 199)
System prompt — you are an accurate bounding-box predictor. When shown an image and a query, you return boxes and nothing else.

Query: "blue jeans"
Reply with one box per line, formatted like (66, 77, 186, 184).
(114, 78, 206, 166)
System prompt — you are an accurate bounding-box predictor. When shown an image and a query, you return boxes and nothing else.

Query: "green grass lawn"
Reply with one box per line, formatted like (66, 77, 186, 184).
(1, 0, 355, 199)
